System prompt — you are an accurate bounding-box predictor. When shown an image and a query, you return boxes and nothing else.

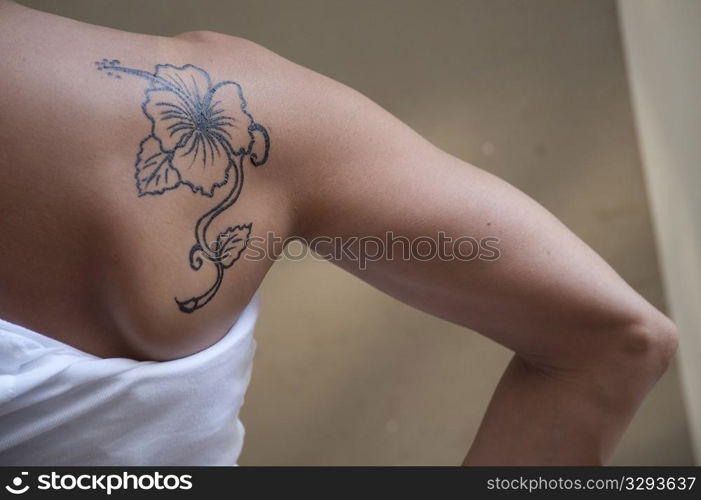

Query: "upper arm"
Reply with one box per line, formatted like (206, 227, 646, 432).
(204, 34, 669, 359)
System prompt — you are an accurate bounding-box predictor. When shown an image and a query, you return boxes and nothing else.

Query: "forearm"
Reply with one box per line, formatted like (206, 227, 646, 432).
(464, 333, 675, 466)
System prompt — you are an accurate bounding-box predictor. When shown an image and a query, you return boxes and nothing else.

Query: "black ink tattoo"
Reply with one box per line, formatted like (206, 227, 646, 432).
(95, 59, 270, 313)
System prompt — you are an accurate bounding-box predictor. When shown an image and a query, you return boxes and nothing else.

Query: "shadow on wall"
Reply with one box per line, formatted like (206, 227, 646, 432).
(19, 0, 693, 464)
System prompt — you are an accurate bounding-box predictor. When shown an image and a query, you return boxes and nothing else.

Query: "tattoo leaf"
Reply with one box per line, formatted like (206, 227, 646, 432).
(216, 224, 251, 268)
(135, 136, 181, 195)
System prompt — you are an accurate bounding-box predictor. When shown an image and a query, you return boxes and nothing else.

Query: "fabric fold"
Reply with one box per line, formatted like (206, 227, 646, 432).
(0, 292, 260, 466)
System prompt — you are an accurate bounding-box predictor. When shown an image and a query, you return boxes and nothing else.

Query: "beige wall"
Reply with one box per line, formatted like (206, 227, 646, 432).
(20, 0, 693, 464)
(618, 0, 701, 463)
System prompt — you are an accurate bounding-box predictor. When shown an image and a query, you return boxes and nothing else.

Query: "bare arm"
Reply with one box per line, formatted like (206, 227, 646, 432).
(214, 35, 678, 464)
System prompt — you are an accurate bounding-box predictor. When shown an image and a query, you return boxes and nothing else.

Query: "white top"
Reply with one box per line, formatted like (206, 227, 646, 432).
(0, 293, 260, 466)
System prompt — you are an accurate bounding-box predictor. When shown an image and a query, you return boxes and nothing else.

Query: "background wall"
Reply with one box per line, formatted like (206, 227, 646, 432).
(19, 0, 693, 464)
(618, 0, 701, 463)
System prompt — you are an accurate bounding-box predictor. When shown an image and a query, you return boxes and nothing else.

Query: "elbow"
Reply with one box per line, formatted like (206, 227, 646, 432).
(571, 306, 679, 388)
(522, 306, 679, 394)
(587, 309, 680, 413)
(618, 310, 679, 380)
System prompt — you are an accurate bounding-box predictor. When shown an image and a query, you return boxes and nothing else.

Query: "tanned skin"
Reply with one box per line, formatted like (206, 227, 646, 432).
(0, 1, 678, 465)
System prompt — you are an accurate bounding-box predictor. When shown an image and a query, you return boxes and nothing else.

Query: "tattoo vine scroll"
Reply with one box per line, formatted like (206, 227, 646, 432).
(95, 59, 270, 313)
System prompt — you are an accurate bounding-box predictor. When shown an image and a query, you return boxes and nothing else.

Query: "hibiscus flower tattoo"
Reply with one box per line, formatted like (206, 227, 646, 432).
(95, 59, 270, 313)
